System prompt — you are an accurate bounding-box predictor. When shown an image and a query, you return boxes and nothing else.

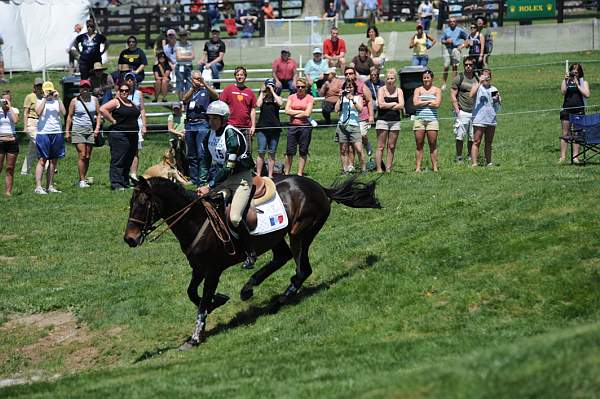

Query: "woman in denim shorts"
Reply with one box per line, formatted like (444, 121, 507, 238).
(335, 79, 365, 173)
(255, 79, 283, 177)
(0, 91, 19, 195)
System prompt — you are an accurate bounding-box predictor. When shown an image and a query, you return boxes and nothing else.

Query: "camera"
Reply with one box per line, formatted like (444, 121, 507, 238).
(569, 71, 577, 79)
(341, 90, 349, 97)
(0, 99, 6, 107)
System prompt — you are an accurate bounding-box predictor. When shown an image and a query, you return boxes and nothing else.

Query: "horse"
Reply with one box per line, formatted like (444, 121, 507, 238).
(124, 175, 380, 349)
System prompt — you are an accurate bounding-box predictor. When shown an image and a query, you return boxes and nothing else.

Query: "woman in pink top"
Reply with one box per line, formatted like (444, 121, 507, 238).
(284, 77, 314, 176)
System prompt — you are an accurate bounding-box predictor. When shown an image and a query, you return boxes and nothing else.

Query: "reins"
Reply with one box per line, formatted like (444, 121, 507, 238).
(147, 193, 204, 242)
(201, 199, 236, 255)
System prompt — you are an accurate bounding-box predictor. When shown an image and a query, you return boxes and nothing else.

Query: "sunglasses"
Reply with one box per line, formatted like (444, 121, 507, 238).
(464, 63, 474, 67)
(119, 88, 130, 93)
(296, 85, 306, 89)
(344, 72, 355, 76)
(128, 41, 136, 44)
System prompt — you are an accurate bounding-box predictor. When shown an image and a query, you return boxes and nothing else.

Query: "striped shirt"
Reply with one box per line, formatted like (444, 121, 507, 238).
(415, 93, 438, 120)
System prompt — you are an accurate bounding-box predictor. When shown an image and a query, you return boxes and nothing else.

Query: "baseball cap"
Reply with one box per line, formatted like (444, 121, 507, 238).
(124, 72, 137, 81)
(34, 77, 44, 86)
(167, 29, 176, 36)
(211, 27, 220, 33)
(313, 47, 322, 54)
(42, 81, 55, 93)
(281, 47, 291, 54)
(264, 78, 276, 87)
(327, 67, 336, 74)
(178, 28, 188, 36)
(172, 102, 182, 109)
(79, 79, 91, 88)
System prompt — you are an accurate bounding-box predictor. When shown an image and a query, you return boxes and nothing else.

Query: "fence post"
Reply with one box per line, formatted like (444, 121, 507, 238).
(513, 25, 517, 54)
(145, 11, 151, 49)
(498, 0, 505, 27)
(278, 0, 283, 19)
(204, 10, 210, 40)
(557, 0, 564, 23)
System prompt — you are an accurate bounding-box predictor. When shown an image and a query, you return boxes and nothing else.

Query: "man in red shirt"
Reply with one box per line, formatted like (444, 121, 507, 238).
(323, 26, 346, 70)
(271, 48, 298, 94)
(219, 66, 257, 153)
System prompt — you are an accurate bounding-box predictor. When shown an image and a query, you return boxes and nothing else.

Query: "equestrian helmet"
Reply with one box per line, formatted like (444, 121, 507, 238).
(206, 100, 230, 119)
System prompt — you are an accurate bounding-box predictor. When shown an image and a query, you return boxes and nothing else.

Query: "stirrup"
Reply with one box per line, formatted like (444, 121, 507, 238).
(242, 252, 256, 269)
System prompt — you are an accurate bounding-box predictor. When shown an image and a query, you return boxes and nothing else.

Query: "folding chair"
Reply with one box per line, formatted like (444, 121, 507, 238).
(568, 113, 600, 164)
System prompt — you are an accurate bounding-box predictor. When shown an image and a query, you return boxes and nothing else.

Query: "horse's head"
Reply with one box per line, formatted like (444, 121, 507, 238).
(124, 176, 161, 247)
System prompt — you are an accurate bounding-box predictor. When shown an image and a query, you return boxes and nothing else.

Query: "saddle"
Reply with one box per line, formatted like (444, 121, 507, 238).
(220, 176, 276, 232)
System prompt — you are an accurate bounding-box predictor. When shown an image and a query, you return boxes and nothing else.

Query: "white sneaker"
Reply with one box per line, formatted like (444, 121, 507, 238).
(34, 186, 47, 195)
(346, 165, 355, 173)
(47, 185, 61, 193)
(441, 84, 447, 91)
(79, 180, 90, 188)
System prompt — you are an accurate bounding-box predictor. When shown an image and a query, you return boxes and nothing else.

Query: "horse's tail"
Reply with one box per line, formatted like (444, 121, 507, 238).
(322, 175, 382, 209)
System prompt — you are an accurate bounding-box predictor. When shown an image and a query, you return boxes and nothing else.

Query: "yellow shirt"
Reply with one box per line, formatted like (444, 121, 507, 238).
(413, 34, 428, 56)
(23, 93, 40, 120)
(368, 36, 385, 58)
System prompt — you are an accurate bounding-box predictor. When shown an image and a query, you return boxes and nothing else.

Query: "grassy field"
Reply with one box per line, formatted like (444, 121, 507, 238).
(1, 50, 600, 398)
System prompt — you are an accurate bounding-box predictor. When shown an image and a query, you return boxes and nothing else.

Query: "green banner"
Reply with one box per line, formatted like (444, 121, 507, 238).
(506, 0, 556, 20)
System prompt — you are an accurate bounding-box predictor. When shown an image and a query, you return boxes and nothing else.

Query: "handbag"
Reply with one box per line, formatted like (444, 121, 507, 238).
(78, 96, 105, 147)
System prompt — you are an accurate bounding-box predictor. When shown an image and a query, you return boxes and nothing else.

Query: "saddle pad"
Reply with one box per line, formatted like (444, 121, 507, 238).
(250, 192, 288, 236)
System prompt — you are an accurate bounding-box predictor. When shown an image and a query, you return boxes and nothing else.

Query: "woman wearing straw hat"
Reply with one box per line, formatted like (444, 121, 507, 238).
(89, 62, 114, 105)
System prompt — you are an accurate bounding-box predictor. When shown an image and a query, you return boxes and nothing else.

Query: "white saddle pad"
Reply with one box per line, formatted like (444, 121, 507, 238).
(250, 192, 288, 236)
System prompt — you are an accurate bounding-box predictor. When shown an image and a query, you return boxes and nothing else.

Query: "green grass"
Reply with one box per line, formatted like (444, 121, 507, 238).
(2, 50, 600, 398)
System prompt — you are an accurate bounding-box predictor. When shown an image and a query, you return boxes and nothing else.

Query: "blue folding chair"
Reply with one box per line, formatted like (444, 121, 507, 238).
(568, 113, 600, 164)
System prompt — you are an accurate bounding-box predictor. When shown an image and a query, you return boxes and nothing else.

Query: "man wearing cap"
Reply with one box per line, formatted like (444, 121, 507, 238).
(323, 27, 346, 70)
(319, 67, 344, 125)
(74, 19, 109, 80)
(440, 17, 468, 90)
(199, 29, 226, 89)
(272, 48, 297, 94)
(20, 78, 45, 175)
(304, 48, 329, 90)
(175, 29, 195, 101)
(163, 29, 178, 69)
(183, 71, 218, 185)
(89, 62, 114, 105)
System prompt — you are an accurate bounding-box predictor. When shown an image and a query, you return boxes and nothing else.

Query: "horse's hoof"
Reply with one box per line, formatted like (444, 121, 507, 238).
(179, 338, 199, 351)
(240, 285, 254, 301)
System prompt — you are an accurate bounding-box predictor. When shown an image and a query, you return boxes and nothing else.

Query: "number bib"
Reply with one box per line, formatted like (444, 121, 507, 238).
(208, 129, 227, 166)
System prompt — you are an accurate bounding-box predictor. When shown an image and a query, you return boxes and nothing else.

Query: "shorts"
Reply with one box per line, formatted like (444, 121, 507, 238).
(560, 109, 584, 121)
(413, 119, 439, 131)
(473, 122, 496, 128)
(36, 134, 65, 160)
(359, 121, 370, 137)
(443, 47, 462, 68)
(453, 110, 474, 141)
(375, 120, 401, 132)
(0, 139, 19, 154)
(336, 124, 362, 144)
(71, 127, 95, 145)
(256, 130, 281, 154)
(286, 125, 312, 156)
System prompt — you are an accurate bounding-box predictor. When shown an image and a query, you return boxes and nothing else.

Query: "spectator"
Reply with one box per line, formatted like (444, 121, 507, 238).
(450, 56, 478, 162)
(183, 71, 218, 185)
(199, 29, 226, 89)
(284, 77, 314, 176)
(117, 36, 148, 83)
(220, 67, 257, 155)
(34, 81, 66, 194)
(167, 102, 186, 140)
(0, 33, 6, 83)
(175, 29, 195, 101)
(409, 24, 437, 67)
(123, 72, 147, 181)
(205, 0, 222, 27)
(343, 66, 374, 164)
(366, 26, 385, 67)
(365, 66, 384, 111)
(559, 63, 589, 163)
(89, 62, 114, 105)
(262, 0, 276, 19)
(0, 91, 19, 195)
(304, 47, 329, 94)
(476, 16, 493, 67)
(238, 9, 259, 38)
(67, 24, 83, 74)
(20, 78, 44, 176)
(323, 1, 338, 20)
(162, 29, 177, 70)
(99, 83, 140, 190)
(465, 23, 485, 71)
(470, 68, 501, 167)
(417, 0, 434, 31)
(320, 67, 344, 125)
(272, 48, 298, 94)
(335, 79, 366, 173)
(323, 27, 347, 70)
(352, 44, 375, 80)
(153, 51, 172, 103)
(75, 19, 109, 80)
(440, 17, 467, 91)
(376, 68, 404, 173)
(65, 80, 102, 188)
(153, 29, 168, 60)
(412, 70, 442, 172)
(255, 78, 283, 177)
(362, 0, 379, 24)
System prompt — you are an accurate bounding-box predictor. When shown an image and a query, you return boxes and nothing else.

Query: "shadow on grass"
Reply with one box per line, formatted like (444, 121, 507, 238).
(133, 254, 379, 362)
(206, 253, 380, 339)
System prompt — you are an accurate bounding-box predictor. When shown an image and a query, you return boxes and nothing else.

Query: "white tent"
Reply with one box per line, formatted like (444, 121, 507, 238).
(0, 0, 90, 71)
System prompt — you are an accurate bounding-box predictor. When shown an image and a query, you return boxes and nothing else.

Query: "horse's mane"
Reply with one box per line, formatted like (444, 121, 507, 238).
(147, 177, 197, 202)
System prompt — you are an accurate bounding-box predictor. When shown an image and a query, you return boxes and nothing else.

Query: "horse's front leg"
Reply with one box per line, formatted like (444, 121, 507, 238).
(187, 268, 204, 307)
(188, 270, 221, 347)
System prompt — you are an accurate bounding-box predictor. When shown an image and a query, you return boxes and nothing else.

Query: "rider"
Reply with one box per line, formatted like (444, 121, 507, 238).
(197, 100, 257, 268)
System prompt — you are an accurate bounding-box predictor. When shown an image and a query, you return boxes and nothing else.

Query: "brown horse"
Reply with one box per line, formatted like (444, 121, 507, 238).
(124, 175, 380, 348)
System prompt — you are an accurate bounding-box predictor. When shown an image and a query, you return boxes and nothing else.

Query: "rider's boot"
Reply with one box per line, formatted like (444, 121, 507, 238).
(237, 221, 257, 269)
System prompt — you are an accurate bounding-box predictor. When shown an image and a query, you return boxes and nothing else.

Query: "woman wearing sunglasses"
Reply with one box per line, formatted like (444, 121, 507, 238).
(284, 77, 314, 176)
(99, 84, 140, 190)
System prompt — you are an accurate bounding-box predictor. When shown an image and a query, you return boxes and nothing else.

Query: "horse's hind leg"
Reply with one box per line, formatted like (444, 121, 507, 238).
(240, 240, 293, 301)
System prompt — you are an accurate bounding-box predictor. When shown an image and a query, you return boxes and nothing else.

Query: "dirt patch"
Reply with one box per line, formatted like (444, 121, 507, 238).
(0, 234, 19, 241)
(0, 256, 17, 263)
(0, 311, 115, 386)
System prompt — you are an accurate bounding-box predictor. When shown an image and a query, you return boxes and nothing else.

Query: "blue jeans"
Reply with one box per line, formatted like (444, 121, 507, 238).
(199, 63, 223, 89)
(176, 64, 193, 94)
(185, 121, 210, 185)
(412, 55, 429, 66)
